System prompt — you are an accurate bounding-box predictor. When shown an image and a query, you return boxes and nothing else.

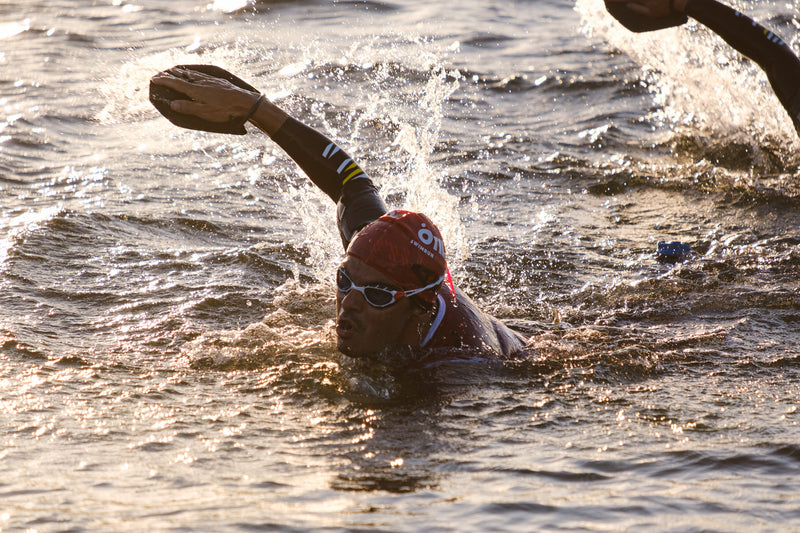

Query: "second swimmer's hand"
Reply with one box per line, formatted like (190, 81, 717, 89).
(150, 67, 258, 123)
(606, 0, 683, 18)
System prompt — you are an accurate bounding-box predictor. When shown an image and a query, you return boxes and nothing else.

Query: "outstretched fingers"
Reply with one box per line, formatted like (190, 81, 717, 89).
(150, 68, 253, 122)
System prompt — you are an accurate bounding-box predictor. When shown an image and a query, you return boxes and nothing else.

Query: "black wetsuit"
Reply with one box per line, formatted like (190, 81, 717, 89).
(686, 0, 800, 134)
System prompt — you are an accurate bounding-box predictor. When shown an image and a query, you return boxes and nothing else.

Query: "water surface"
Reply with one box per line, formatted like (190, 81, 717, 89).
(1, 0, 799, 531)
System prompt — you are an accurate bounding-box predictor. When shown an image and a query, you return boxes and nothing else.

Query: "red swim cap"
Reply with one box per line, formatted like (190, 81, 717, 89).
(346, 210, 448, 304)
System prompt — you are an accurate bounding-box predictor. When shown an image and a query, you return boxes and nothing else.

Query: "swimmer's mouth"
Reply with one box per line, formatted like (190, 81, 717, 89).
(336, 317, 357, 339)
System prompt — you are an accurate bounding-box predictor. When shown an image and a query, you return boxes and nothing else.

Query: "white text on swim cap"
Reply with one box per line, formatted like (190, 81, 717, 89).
(417, 228, 445, 258)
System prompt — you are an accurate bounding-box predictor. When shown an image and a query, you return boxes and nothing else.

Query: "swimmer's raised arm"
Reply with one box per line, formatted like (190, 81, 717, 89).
(606, 0, 800, 136)
(150, 66, 386, 248)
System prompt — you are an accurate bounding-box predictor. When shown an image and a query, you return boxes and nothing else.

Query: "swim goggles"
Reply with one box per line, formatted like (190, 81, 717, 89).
(336, 267, 444, 309)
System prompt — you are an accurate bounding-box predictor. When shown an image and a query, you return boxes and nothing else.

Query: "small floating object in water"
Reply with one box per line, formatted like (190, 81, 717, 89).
(655, 241, 692, 262)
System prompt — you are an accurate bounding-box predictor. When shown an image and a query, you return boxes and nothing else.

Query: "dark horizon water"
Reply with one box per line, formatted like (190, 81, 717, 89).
(1, 0, 799, 531)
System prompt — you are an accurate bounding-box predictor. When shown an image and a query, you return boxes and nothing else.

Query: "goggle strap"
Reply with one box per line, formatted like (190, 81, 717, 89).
(445, 267, 456, 301)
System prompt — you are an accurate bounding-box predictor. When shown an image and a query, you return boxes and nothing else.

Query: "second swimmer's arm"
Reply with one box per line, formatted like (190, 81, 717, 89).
(680, 0, 800, 134)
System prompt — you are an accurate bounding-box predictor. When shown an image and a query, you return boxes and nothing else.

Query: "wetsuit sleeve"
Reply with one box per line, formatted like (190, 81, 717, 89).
(685, 0, 800, 135)
(269, 116, 387, 249)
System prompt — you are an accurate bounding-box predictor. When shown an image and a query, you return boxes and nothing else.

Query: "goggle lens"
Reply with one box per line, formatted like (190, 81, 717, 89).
(336, 268, 396, 308)
(336, 267, 444, 309)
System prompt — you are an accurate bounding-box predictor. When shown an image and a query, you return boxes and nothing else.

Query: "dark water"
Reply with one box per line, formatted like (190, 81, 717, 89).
(1, 0, 799, 531)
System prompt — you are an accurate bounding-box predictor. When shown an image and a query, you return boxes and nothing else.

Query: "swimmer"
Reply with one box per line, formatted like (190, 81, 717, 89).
(605, 0, 800, 136)
(150, 66, 527, 366)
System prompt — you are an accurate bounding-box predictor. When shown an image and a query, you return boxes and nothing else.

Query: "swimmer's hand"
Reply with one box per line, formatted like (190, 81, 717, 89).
(151, 67, 258, 121)
(149, 65, 262, 134)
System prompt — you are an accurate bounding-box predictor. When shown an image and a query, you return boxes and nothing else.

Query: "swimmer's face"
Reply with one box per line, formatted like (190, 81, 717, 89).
(335, 256, 427, 361)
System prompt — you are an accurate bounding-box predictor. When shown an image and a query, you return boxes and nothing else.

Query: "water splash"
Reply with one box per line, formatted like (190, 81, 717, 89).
(278, 35, 470, 275)
(388, 65, 469, 265)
